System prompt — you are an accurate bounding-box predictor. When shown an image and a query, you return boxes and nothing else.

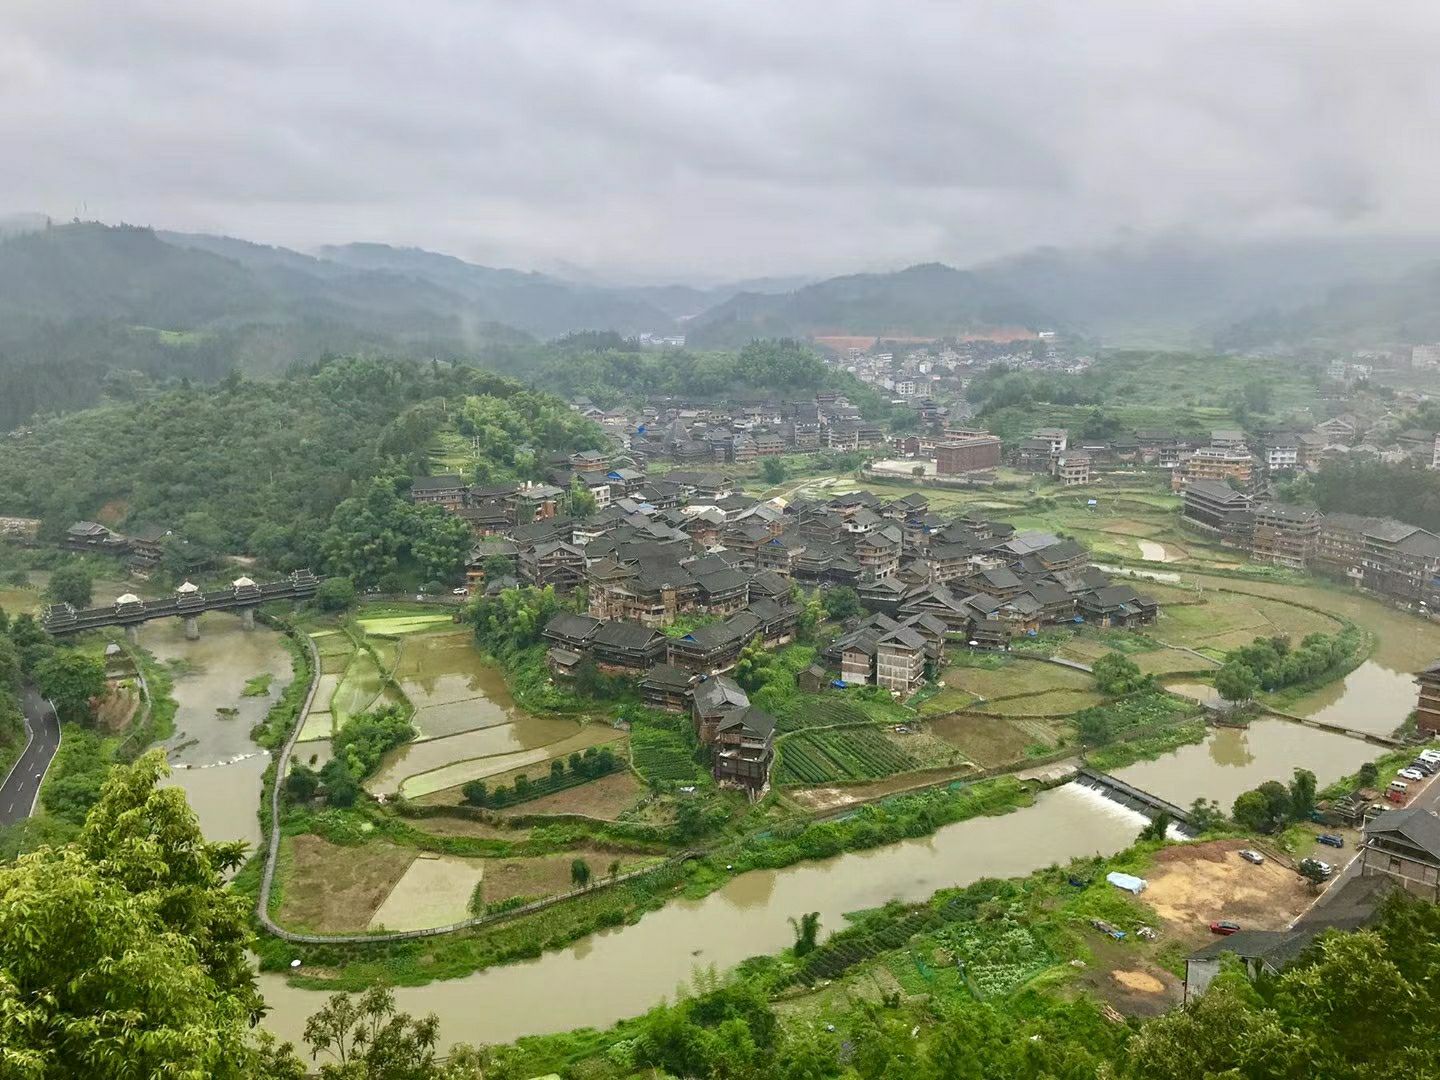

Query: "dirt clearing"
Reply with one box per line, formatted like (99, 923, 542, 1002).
(496, 770, 643, 820)
(1141, 839, 1310, 947)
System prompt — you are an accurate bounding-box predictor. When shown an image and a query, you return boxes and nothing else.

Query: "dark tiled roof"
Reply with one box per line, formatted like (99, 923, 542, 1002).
(642, 663, 695, 691)
(593, 621, 664, 650)
(1367, 807, 1440, 860)
(544, 612, 602, 641)
(716, 705, 776, 740)
(694, 675, 750, 713)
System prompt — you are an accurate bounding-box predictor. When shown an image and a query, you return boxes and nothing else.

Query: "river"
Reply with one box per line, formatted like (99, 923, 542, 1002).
(254, 575, 1436, 1048)
(259, 782, 1149, 1048)
(139, 612, 292, 850)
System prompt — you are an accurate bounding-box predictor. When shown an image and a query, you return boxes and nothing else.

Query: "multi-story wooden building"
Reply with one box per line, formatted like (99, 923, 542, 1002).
(590, 621, 667, 674)
(1171, 447, 1256, 492)
(1415, 661, 1440, 738)
(712, 706, 776, 793)
(875, 625, 927, 694)
(409, 474, 468, 511)
(935, 436, 1003, 475)
(1250, 502, 1322, 569)
(1181, 479, 1254, 541)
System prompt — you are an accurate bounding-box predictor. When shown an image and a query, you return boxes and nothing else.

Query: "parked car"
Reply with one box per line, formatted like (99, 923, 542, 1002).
(1300, 858, 1334, 878)
(1390, 781, 1410, 793)
(1418, 749, 1440, 766)
(1210, 920, 1241, 935)
(1398, 768, 1426, 782)
(1407, 760, 1436, 777)
(451, 587, 469, 596)
(1317, 834, 1344, 848)
(1238, 849, 1265, 865)
(1387, 789, 1408, 804)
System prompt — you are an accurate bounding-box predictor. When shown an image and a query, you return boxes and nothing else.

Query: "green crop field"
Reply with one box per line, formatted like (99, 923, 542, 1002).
(630, 725, 705, 784)
(776, 727, 920, 785)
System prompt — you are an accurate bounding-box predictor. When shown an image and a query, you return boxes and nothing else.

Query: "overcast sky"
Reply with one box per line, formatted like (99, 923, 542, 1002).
(5, 1, 1438, 282)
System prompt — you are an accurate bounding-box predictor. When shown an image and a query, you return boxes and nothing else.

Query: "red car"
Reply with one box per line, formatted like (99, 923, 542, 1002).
(1209, 921, 1241, 936)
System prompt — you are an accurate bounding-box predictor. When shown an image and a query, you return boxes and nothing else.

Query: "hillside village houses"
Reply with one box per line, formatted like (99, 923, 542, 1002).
(405, 416, 1161, 792)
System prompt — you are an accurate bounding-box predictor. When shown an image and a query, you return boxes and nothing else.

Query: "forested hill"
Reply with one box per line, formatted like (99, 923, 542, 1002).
(480, 337, 901, 418)
(683, 262, 1045, 348)
(0, 223, 670, 429)
(1214, 259, 1440, 351)
(0, 357, 602, 581)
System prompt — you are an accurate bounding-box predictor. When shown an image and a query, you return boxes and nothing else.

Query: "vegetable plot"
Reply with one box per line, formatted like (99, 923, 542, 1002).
(776, 727, 919, 785)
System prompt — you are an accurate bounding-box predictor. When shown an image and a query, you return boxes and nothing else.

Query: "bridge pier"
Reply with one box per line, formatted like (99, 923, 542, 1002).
(183, 616, 200, 641)
(124, 624, 140, 645)
(239, 607, 256, 632)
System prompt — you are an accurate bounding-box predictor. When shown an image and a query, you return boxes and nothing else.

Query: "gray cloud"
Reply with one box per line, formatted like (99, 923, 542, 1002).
(4, 0, 1438, 280)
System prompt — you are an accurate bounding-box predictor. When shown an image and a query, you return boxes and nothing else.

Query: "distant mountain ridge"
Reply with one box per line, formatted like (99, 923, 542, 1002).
(684, 262, 1046, 348)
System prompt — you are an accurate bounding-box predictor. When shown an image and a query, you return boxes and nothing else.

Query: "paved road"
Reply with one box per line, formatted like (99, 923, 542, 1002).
(0, 688, 60, 827)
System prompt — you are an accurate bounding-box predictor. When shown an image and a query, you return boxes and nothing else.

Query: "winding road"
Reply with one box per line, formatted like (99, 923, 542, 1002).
(0, 687, 60, 826)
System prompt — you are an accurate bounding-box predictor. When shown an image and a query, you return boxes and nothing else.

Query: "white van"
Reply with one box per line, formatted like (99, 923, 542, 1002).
(1389, 780, 1409, 793)
(1420, 749, 1440, 765)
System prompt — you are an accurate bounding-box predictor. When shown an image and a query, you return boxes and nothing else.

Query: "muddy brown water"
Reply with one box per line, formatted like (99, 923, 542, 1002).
(259, 783, 1149, 1049)
(1187, 573, 1440, 737)
(138, 613, 291, 851)
(1112, 718, 1377, 811)
(257, 578, 1433, 1047)
(367, 629, 591, 797)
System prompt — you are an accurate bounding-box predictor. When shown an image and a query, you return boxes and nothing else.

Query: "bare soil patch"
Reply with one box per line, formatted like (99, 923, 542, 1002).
(496, 770, 643, 820)
(278, 835, 415, 934)
(1066, 932, 1182, 1018)
(1141, 839, 1310, 948)
(479, 847, 655, 905)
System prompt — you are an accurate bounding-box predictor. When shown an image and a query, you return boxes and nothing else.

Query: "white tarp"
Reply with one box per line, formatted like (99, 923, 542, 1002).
(1106, 871, 1147, 894)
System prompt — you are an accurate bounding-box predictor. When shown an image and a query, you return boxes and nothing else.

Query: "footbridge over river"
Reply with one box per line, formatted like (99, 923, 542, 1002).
(1074, 767, 1198, 835)
(41, 569, 320, 641)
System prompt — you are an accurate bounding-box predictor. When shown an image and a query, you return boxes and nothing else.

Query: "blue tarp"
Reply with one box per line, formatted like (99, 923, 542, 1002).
(1106, 871, 1147, 894)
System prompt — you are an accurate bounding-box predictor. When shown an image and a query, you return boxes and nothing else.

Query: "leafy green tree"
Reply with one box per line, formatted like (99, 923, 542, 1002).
(314, 576, 357, 612)
(570, 857, 591, 889)
(480, 554, 515, 581)
(35, 650, 106, 724)
(0, 751, 287, 1079)
(285, 762, 320, 802)
(675, 797, 708, 842)
(569, 478, 598, 518)
(302, 987, 441, 1080)
(1138, 812, 1171, 842)
(822, 586, 861, 621)
(1233, 779, 1292, 834)
(789, 911, 821, 957)
(761, 457, 788, 485)
(1357, 761, 1380, 788)
(1289, 768, 1318, 821)
(461, 780, 488, 807)
(1092, 651, 1145, 695)
(44, 563, 93, 609)
(0, 633, 21, 693)
(320, 758, 362, 808)
(1186, 797, 1225, 832)
(1214, 660, 1260, 705)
